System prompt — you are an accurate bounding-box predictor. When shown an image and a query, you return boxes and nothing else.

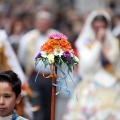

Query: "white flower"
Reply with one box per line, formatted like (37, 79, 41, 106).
(47, 54, 54, 64)
(69, 49, 74, 57)
(41, 51, 48, 58)
(54, 49, 64, 57)
(74, 55, 79, 63)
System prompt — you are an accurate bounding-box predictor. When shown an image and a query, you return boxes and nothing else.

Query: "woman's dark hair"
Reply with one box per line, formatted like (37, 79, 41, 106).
(92, 15, 109, 27)
(8, 17, 25, 36)
(0, 70, 21, 98)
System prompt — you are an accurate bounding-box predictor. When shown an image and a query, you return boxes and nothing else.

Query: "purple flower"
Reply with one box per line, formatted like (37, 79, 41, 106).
(48, 33, 68, 40)
(63, 51, 71, 62)
(35, 52, 41, 60)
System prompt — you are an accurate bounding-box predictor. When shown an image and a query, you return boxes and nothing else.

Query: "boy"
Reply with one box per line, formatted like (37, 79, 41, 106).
(0, 70, 28, 120)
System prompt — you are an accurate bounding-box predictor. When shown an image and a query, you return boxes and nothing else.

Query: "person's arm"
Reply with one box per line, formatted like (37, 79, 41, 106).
(103, 38, 119, 64)
(79, 39, 102, 71)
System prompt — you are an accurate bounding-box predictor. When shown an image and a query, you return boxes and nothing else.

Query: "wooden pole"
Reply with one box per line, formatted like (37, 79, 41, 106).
(51, 65, 57, 120)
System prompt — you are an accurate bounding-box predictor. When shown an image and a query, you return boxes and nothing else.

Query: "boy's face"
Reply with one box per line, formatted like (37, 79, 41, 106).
(0, 82, 21, 117)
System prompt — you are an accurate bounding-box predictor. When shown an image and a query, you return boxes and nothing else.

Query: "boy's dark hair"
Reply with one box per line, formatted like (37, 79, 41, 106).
(0, 70, 21, 98)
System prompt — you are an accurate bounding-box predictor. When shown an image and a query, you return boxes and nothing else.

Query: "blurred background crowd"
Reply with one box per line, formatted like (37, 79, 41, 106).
(0, 0, 120, 120)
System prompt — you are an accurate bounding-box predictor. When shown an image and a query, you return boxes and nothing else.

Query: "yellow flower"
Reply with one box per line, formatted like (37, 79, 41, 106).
(47, 54, 54, 64)
(74, 56, 79, 63)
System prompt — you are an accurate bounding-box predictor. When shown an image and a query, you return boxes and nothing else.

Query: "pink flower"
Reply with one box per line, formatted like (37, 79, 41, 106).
(48, 33, 68, 40)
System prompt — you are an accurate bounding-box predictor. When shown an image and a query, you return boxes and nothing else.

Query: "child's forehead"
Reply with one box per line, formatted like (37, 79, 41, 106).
(0, 82, 14, 93)
(0, 81, 12, 86)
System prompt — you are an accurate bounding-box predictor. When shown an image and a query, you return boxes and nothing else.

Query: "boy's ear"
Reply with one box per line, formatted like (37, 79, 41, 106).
(16, 94, 21, 104)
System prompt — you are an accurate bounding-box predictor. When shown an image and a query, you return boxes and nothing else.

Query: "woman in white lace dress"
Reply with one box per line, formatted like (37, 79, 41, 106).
(63, 9, 120, 120)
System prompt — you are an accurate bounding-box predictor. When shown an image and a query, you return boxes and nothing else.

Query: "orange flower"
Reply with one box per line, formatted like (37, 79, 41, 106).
(43, 44, 54, 54)
(59, 39, 72, 51)
(47, 39, 60, 49)
(41, 43, 49, 51)
(46, 39, 54, 44)
(40, 38, 72, 53)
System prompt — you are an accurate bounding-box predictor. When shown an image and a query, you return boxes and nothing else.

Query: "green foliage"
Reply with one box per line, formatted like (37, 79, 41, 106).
(35, 55, 78, 72)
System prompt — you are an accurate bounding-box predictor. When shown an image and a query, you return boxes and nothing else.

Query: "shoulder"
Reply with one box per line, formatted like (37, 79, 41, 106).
(24, 29, 39, 38)
(0, 29, 8, 39)
(27, 29, 39, 35)
(21, 29, 39, 41)
(20, 29, 39, 45)
(0, 30, 8, 47)
(47, 28, 59, 35)
(16, 116, 28, 120)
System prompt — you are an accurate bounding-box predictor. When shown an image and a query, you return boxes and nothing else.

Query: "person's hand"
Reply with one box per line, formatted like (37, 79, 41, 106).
(102, 42, 111, 57)
(96, 28, 106, 42)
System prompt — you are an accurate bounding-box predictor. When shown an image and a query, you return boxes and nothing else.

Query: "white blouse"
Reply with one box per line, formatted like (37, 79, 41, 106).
(0, 114, 12, 120)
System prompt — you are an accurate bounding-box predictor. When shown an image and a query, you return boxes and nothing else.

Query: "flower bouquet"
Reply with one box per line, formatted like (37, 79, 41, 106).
(35, 32, 79, 120)
(35, 33, 79, 73)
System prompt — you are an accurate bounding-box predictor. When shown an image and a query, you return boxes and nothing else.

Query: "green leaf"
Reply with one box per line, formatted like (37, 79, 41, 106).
(43, 58, 49, 68)
(35, 58, 42, 67)
(58, 58, 63, 67)
(68, 65, 73, 72)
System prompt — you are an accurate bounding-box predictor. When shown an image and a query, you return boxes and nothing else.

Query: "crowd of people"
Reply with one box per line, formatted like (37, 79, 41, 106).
(0, 1, 120, 120)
